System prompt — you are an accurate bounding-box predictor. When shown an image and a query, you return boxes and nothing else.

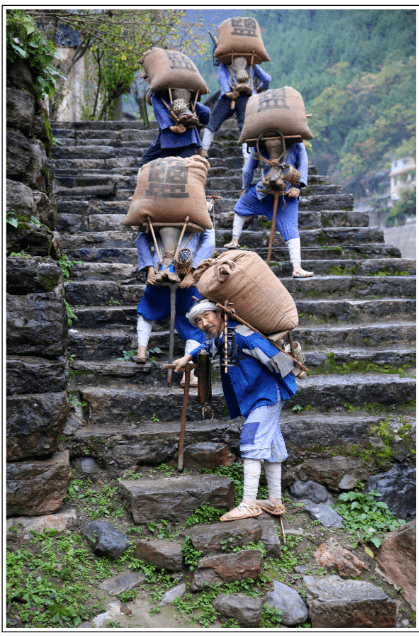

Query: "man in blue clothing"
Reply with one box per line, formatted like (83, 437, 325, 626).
(135, 229, 215, 387)
(224, 139, 314, 277)
(201, 59, 271, 161)
(138, 93, 210, 169)
(172, 299, 296, 521)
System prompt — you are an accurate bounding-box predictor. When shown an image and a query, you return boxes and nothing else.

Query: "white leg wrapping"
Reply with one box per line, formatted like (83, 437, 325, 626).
(242, 142, 250, 158)
(184, 339, 200, 355)
(287, 238, 301, 268)
(263, 462, 282, 500)
(137, 315, 153, 348)
(202, 128, 215, 151)
(232, 213, 247, 240)
(137, 166, 142, 180)
(243, 459, 262, 501)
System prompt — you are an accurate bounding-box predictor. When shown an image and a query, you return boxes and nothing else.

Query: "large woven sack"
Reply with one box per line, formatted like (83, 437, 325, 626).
(123, 155, 212, 229)
(214, 17, 270, 64)
(239, 87, 313, 143)
(140, 47, 209, 95)
(194, 250, 298, 334)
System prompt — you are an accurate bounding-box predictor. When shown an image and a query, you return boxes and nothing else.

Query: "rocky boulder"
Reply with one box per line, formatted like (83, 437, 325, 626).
(161, 583, 186, 606)
(6, 509, 77, 540)
(134, 538, 183, 571)
(7, 88, 35, 132)
(303, 574, 397, 628)
(6, 178, 35, 219)
(7, 128, 32, 179)
(7, 256, 62, 294)
(119, 474, 235, 524)
(186, 518, 262, 555)
(6, 355, 69, 396)
(81, 521, 130, 559)
(190, 550, 262, 591)
(289, 480, 333, 505)
(368, 463, 416, 519)
(7, 390, 68, 461)
(266, 580, 308, 626)
(375, 520, 416, 610)
(259, 517, 282, 559)
(182, 442, 235, 470)
(314, 537, 368, 578)
(213, 594, 262, 627)
(303, 503, 343, 528)
(295, 456, 360, 491)
(99, 571, 146, 596)
(6, 450, 71, 516)
(6, 223, 53, 257)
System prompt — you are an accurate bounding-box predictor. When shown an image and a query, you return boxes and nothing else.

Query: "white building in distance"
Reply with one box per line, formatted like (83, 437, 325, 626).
(389, 155, 416, 205)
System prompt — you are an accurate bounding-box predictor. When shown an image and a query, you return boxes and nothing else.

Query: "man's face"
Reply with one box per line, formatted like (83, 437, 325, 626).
(195, 310, 223, 337)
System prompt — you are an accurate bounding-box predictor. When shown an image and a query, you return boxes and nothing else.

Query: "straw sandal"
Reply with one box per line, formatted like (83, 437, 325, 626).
(220, 502, 263, 522)
(255, 500, 286, 516)
(224, 241, 240, 249)
(132, 356, 147, 365)
(292, 268, 314, 278)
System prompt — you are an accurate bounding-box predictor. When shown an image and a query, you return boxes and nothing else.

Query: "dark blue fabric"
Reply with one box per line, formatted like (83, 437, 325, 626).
(137, 285, 205, 343)
(234, 186, 300, 241)
(240, 420, 260, 445)
(207, 95, 248, 132)
(139, 141, 199, 169)
(190, 321, 297, 419)
(151, 96, 210, 148)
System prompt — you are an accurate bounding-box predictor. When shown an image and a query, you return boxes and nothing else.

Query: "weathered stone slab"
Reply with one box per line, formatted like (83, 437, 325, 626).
(99, 571, 146, 596)
(6, 509, 77, 539)
(6, 178, 35, 218)
(7, 88, 35, 131)
(7, 290, 68, 356)
(303, 503, 343, 528)
(119, 475, 234, 523)
(182, 442, 235, 470)
(266, 580, 308, 626)
(6, 224, 53, 257)
(7, 128, 32, 178)
(186, 518, 262, 555)
(295, 456, 360, 491)
(259, 518, 282, 559)
(190, 550, 262, 591)
(7, 390, 68, 460)
(134, 539, 183, 571)
(33, 191, 57, 230)
(314, 537, 368, 578)
(213, 594, 262, 627)
(6, 355, 68, 395)
(6, 450, 71, 516)
(338, 474, 357, 491)
(7, 256, 62, 294)
(303, 574, 397, 628)
(376, 520, 416, 610)
(81, 521, 130, 558)
(289, 480, 333, 505)
(368, 463, 416, 519)
(161, 583, 186, 606)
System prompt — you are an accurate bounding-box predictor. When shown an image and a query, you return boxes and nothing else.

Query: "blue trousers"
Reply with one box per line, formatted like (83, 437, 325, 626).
(208, 95, 249, 133)
(137, 284, 205, 343)
(234, 185, 300, 241)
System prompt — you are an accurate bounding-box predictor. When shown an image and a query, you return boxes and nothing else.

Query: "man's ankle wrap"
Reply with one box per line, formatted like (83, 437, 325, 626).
(202, 128, 215, 151)
(287, 238, 301, 268)
(137, 315, 153, 348)
(243, 458, 262, 501)
(232, 213, 246, 240)
(263, 462, 282, 500)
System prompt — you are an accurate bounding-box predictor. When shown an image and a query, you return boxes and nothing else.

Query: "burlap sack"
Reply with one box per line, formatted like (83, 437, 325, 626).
(214, 17, 270, 64)
(194, 250, 298, 334)
(140, 47, 209, 95)
(123, 155, 213, 229)
(239, 87, 313, 143)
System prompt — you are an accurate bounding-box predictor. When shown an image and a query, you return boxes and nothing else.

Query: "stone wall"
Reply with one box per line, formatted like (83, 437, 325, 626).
(6, 60, 71, 516)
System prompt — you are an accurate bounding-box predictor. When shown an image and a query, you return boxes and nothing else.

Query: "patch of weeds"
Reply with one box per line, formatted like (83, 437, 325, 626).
(9, 250, 31, 257)
(108, 299, 121, 305)
(122, 469, 143, 480)
(329, 264, 360, 276)
(260, 602, 282, 627)
(296, 621, 312, 628)
(151, 413, 159, 422)
(148, 346, 163, 361)
(310, 351, 414, 378)
(369, 269, 409, 277)
(332, 490, 406, 548)
(116, 349, 137, 362)
(119, 589, 136, 603)
(223, 617, 240, 628)
(182, 537, 203, 570)
(184, 502, 227, 528)
(65, 479, 123, 521)
(108, 621, 122, 628)
(66, 391, 81, 409)
(64, 299, 78, 326)
(58, 254, 83, 280)
(201, 462, 244, 505)
(173, 586, 219, 628)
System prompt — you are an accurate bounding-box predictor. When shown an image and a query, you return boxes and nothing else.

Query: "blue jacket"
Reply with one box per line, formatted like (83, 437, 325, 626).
(190, 322, 296, 418)
(243, 143, 309, 201)
(137, 228, 215, 273)
(218, 63, 271, 98)
(151, 95, 210, 149)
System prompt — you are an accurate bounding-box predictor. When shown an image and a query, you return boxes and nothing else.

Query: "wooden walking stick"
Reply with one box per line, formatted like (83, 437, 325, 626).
(159, 282, 180, 386)
(163, 363, 197, 473)
(266, 191, 280, 266)
(280, 516, 286, 543)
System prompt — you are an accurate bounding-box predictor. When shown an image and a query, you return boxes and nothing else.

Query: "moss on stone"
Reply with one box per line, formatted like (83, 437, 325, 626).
(40, 273, 60, 292)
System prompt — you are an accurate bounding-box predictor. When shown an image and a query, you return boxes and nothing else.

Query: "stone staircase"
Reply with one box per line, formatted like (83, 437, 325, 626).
(51, 118, 416, 485)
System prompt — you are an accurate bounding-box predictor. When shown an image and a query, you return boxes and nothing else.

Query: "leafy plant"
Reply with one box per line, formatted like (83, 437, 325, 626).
(182, 537, 203, 570)
(6, 212, 19, 228)
(148, 346, 163, 361)
(184, 503, 227, 528)
(9, 250, 31, 258)
(64, 299, 78, 326)
(116, 349, 137, 362)
(260, 602, 282, 628)
(119, 589, 136, 603)
(58, 254, 83, 280)
(333, 489, 406, 547)
(151, 413, 159, 422)
(293, 404, 303, 412)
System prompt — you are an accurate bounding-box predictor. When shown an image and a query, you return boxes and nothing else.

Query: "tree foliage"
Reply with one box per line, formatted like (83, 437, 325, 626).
(386, 187, 416, 227)
(29, 9, 206, 120)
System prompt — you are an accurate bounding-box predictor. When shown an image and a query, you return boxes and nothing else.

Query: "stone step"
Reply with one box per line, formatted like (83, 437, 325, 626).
(69, 298, 415, 331)
(53, 158, 143, 173)
(51, 120, 159, 130)
(52, 145, 148, 160)
(216, 210, 369, 229)
(205, 175, 342, 195)
(290, 322, 416, 349)
(215, 227, 384, 248)
(69, 372, 415, 427)
(63, 275, 415, 307)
